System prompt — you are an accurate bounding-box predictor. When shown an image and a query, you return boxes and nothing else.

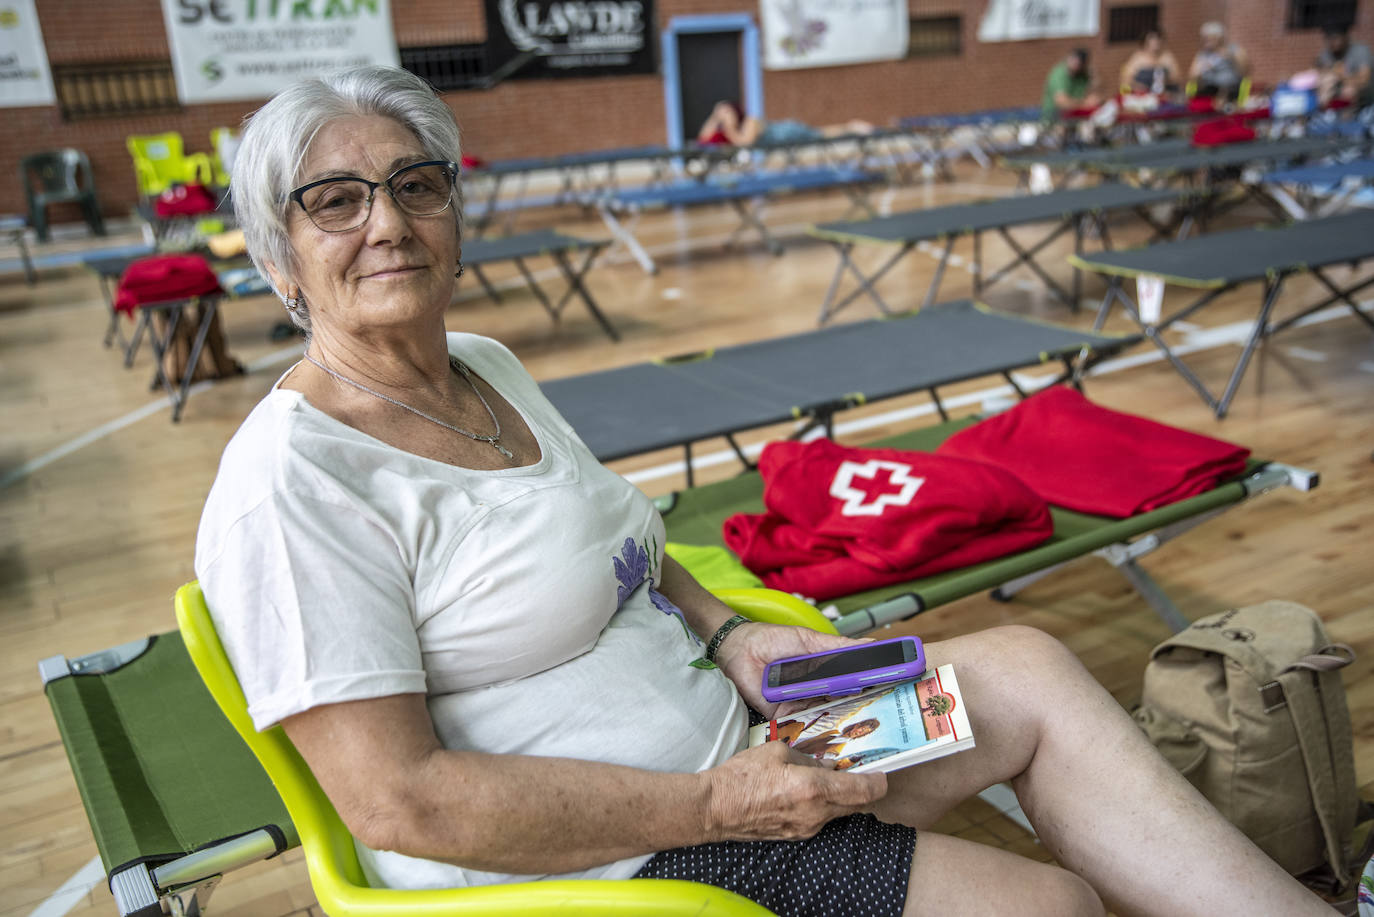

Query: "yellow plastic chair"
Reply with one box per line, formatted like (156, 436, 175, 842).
(208, 127, 237, 187)
(175, 580, 817, 916)
(1185, 77, 1251, 105)
(127, 132, 214, 197)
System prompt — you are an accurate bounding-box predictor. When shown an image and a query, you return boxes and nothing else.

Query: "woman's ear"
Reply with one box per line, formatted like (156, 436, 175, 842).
(263, 260, 290, 299)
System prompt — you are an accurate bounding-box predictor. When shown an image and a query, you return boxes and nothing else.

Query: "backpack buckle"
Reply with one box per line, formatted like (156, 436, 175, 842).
(1260, 681, 1286, 713)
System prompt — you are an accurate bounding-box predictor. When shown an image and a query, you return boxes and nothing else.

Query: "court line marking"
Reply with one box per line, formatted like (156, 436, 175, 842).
(0, 345, 301, 490)
(26, 854, 103, 917)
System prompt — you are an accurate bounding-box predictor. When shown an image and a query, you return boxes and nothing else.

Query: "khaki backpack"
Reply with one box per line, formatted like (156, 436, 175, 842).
(1134, 600, 1372, 894)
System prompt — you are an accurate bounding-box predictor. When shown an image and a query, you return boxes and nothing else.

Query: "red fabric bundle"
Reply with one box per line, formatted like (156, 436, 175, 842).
(154, 183, 218, 218)
(461, 154, 486, 170)
(1186, 97, 1218, 114)
(114, 255, 223, 315)
(1192, 117, 1256, 146)
(722, 439, 1053, 600)
(936, 386, 1251, 518)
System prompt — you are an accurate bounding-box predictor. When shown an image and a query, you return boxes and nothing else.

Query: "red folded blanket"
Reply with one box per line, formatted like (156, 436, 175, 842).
(114, 254, 223, 315)
(936, 386, 1251, 518)
(154, 183, 218, 218)
(722, 439, 1053, 600)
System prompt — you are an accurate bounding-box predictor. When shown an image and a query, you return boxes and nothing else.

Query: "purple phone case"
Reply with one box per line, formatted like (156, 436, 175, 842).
(760, 636, 926, 703)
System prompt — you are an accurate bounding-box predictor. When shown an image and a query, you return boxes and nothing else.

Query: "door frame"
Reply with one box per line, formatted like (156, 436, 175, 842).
(661, 14, 763, 150)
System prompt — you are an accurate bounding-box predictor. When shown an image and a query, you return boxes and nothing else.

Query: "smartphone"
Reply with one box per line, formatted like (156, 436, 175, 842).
(761, 636, 926, 703)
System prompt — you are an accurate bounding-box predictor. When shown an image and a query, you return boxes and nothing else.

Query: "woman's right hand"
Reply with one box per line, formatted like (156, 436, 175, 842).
(702, 741, 888, 842)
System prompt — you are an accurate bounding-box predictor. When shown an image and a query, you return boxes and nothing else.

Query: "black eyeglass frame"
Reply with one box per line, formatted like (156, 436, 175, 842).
(288, 159, 460, 232)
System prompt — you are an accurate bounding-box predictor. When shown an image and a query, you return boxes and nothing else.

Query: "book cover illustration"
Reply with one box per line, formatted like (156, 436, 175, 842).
(748, 664, 974, 773)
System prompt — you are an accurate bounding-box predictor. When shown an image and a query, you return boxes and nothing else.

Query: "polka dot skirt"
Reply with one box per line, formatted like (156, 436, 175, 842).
(633, 812, 916, 917)
(633, 709, 916, 916)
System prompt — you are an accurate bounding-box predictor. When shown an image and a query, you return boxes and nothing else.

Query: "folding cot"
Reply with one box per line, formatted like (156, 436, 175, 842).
(1087, 136, 1361, 188)
(656, 416, 1316, 635)
(457, 228, 618, 340)
(897, 107, 1043, 172)
(597, 165, 885, 274)
(807, 183, 1195, 323)
(1071, 209, 1374, 417)
(1259, 157, 1374, 219)
(540, 298, 1131, 484)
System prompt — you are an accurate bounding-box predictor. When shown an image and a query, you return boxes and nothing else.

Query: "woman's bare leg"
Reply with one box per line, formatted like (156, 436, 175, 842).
(872, 625, 1329, 917)
(902, 832, 1104, 917)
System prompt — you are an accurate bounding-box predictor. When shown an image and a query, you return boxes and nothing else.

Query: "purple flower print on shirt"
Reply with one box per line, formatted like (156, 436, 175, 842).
(612, 535, 701, 646)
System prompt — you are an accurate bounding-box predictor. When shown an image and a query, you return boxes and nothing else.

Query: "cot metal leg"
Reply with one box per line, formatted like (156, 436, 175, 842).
(726, 197, 782, 255)
(816, 241, 911, 323)
(470, 264, 503, 303)
(99, 274, 129, 351)
(990, 562, 1070, 601)
(553, 248, 620, 342)
(599, 204, 656, 274)
(972, 231, 982, 296)
(1092, 277, 1123, 332)
(512, 256, 555, 318)
(1111, 556, 1192, 633)
(987, 223, 1077, 307)
(125, 310, 152, 367)
(1072, 218, 1084, 312)
(1216, 277, 1286, 419)
(1266, 267, 1374, 337)
(682, 441, 694, 488)
(921, 236, 956, 309)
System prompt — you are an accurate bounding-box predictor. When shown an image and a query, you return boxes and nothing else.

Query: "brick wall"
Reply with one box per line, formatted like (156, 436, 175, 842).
(10, 0, 1372, 223)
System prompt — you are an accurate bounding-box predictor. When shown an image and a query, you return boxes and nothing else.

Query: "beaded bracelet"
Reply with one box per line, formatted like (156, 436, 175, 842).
(704, 614, 750, 664)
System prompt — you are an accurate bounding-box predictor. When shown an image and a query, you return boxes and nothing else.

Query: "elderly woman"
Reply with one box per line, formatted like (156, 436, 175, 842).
(197, 66, 1331, 917)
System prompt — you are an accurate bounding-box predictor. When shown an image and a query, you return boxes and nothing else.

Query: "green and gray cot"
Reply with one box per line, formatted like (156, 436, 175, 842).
(807, 184, 1197, 323)
(40, 634, 296, 916)
(657, 416, 1318, 635)
(1071, 209, 1374, 417)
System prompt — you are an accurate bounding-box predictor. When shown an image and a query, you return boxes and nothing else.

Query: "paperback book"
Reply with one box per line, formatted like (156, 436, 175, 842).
(748, 664, 974, 773)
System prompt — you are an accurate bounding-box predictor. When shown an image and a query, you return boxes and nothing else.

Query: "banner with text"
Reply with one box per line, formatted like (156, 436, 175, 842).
(0, 1, 55, 108)
(161, 0, 400, 104)
(978, 0, 1098, 42)
(485, 0, 656, 79)
(761, 0, 908, 70)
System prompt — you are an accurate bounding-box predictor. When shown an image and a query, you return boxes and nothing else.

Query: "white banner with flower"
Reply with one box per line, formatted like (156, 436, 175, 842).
(977, 0, 1099, 42)
(760, 0, 908, 70)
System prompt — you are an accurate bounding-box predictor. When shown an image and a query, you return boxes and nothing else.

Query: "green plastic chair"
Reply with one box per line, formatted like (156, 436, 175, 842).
(127, 132, 214, 197)
(175, 581, 828, 916)
(20, 149, 105, 242)
(209, 127, 238, 188)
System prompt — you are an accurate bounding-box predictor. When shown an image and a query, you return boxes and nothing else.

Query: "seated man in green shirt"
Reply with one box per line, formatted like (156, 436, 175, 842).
(1042, 48, 1102, 119)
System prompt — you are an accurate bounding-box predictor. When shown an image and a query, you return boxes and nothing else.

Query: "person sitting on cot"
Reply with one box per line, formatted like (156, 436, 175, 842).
(1188, 21, 1250, 100)
(1315, 24, 1373, 108)
(696, 100, 874, 147)
(1041, 48, 1103, 120)
(197, 64, 1335, 917)
(1120, 30, 1181, 95)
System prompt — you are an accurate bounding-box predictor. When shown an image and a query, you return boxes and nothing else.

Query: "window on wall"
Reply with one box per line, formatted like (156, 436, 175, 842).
(1287, 0, 1358, 29)
(52, 62, 180, 121)
(400, 43, 491, 91)
(907, 15, 961, 58)
(1107, 5, 1161, 43)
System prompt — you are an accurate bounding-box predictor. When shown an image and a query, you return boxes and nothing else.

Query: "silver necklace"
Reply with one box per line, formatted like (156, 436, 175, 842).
(301, 352, 515, 460)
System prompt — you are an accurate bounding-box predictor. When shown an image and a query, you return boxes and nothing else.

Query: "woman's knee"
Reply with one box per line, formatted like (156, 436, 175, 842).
(956, 624, 1083, 677)
(1043, 866, 1106, 917)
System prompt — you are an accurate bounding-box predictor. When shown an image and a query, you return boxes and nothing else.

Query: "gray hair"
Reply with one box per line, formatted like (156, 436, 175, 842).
(231, 65, 463, 333)
(1200, 21, 1225, 39)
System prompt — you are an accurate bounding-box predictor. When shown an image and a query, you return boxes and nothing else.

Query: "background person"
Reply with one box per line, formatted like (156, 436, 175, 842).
(1042, 48, 1102, 119)
(199, 64, 1335, 917)
(1315, 24, 1373, 108)
(1120, 30, 1181, 95)
(696, 100, 874, 146)
(1188, 22, 1251, 99)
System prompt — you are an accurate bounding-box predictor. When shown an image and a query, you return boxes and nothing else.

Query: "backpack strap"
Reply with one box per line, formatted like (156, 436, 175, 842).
(1274, 646, 1359, 892)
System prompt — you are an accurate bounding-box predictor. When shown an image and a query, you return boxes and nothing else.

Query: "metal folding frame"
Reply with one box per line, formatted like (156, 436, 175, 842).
(129, 293, 226, 422)
(462, 237, 618, 341)
(815, 199, 1195, 325)
(1090, 263, 1374, 417)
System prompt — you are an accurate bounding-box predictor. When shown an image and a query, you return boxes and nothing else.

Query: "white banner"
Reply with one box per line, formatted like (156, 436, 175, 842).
(161, 0, 400, 104)
(0, 1, 55, 108)
(978, 0, 1099, 43)
(761, 0, 908, 70)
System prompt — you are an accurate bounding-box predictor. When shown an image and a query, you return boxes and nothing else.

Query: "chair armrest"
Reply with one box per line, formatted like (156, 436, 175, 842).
(327, 877, 769, 916)
(713, 588, 838, 634)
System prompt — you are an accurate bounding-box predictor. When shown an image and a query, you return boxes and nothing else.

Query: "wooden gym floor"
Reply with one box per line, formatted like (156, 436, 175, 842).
(2, 159, 1372, 915)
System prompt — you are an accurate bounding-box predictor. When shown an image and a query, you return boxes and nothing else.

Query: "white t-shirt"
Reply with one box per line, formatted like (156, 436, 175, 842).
(195, 333, 747, 889)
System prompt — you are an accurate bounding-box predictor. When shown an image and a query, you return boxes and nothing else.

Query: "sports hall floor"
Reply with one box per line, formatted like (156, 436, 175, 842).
(2, 158, 1372, 915)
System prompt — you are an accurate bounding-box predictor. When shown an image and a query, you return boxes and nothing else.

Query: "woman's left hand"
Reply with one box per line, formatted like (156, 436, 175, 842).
(712, 622, 870, 718)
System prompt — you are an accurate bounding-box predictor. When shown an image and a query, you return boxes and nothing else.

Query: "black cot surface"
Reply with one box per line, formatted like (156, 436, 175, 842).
(1001, 138, 1195, 171)
(1092, 136, 1357, 175)
(1070, 210, 1374, 287)
(540, 299, 1129, 461)
(810, 184, 1183, 246)
(461, 229, 608, 265)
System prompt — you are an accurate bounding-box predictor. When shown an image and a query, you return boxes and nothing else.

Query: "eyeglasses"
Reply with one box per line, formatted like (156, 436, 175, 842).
(289, 160, 458, 233)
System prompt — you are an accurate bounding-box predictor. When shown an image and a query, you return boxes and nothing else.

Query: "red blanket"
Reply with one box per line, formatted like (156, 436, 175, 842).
(722, 439, 1053, 600)
(936, 386, 1250, 518)
(114, 255, 223, 315)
